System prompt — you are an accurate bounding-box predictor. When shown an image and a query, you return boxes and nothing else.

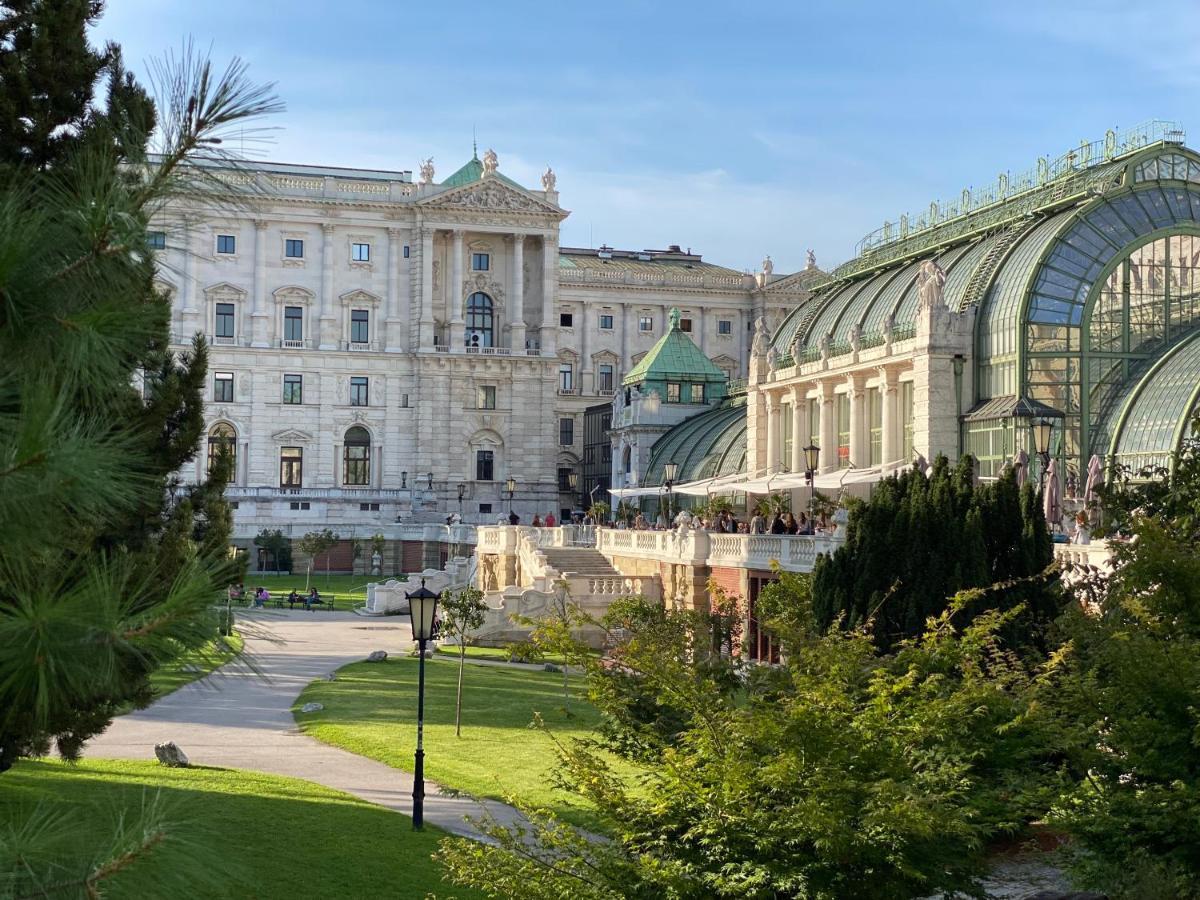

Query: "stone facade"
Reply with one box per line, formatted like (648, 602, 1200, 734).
(155, 157, 810, 538)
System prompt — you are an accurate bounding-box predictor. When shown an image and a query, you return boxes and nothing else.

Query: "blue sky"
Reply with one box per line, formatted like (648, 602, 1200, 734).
(96, 1, 1200, 273)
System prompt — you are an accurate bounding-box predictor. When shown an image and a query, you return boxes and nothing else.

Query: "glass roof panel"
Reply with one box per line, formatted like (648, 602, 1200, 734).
(1108, 332, 1200, 470)
(860, 256, 926, 335)
(643, 400, 747, 485)
(891, 240, 976, 329)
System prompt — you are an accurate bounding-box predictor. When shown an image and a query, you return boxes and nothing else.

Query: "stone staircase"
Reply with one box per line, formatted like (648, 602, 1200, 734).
(541, 547, 622, 577)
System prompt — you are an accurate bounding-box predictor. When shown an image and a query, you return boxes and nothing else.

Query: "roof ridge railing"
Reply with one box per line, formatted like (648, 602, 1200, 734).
(851, 119, 1185, 263)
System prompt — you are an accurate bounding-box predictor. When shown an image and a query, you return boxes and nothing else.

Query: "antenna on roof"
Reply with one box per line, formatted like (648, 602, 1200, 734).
(472, 125, 478, 160)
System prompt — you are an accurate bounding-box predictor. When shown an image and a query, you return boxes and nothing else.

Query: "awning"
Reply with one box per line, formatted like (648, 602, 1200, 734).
(673, 473, 751, 496)
(608, 486, 662, 499)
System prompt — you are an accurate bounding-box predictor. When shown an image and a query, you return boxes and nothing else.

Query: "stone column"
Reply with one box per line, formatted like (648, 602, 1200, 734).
(385, 227, 403, 352)
(847, 373, 866, 469)
(180, 218, 201, 335)
(880, 366, 900, 467)
(419, 227, 435, 350)
(448, 229, 465, 348)
(541, 234, 557, 353)
(765, 392, 780, 474)
(238, 440, 249, 487)
(373, 445, 383, 489)
(790, 387, 806, 473)
(319, 223, 337, 350)
(580, 302, 592, 394)
(819, 381, 837, 473)
(510, 233, 526, 351)
(250, 219, 269, 347)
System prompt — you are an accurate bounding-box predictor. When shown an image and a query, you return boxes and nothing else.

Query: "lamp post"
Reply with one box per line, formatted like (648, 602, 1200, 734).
(405, 578, 440, 831)
(803, 443, 820, 526)
(456, 482, 466, 519)
(504, 476, 516, 519)
(427, 472, 434, 491)
(1031, 418, 1054, 488)
(662, 462, 679, 524)
(567, 470, 579, 521)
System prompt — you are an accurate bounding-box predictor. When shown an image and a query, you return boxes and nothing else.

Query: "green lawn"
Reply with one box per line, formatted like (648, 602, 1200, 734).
(238, 574, 390, 608)
(0, 759, 481, 899)
(296, 657, 625, 831)
(434, 644, 597, 666)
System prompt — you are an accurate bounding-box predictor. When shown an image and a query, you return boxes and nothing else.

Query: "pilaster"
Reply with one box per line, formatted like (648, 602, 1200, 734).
(818, 380, 837, 474)
(250, 219, 270, 347)
(790, 387, 806, 473)
(509, 233, 526, 351)
(847, 372, 867, 470)
(448, 229, 465, 348)
(318, 223, 337, 350)
(385, 227, 404, 352)
(880, 366, 900, 467)
(765, 391, 781, 475)
(419, 227, 435, 350)
(540, 234, 557, 354)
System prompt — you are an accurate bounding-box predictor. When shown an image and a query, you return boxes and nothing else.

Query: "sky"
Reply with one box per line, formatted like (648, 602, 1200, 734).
(94, 0, 1200, 273)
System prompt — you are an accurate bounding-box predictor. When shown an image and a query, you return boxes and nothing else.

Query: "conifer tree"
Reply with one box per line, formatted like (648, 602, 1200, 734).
(0, 1, 279, 773)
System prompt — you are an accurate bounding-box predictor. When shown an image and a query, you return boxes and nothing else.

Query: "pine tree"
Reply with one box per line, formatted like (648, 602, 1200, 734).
(0, 3, 280, 773)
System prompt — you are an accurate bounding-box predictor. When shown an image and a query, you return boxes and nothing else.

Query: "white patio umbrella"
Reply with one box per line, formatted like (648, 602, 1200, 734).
(1083, 454, 1103, 504)
(1013, 449, 1029, 488)
(1043, 459, 1062, 528)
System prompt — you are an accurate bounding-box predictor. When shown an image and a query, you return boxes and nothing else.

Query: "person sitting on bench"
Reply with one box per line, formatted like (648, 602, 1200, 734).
(305, 587, 324, 610)
(288, 590, 300, 607)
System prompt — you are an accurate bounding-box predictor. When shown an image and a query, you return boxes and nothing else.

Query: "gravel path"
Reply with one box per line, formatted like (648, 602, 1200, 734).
(85, 609, 523, 839)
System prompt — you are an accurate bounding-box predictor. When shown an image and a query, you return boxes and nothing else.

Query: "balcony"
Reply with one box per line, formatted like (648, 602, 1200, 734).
(280, 338, 309, 349)
(596, 527, 844, 574)
(345, 341, 379, 352)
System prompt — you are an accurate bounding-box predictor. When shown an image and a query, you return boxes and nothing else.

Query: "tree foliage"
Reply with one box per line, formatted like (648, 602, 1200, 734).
(438, 585, 489, 737)
(0, 2, 280, 774)
(252, 528, 292, 574)
(296, 528, 336, 588)
(1040, 422, 1200, 898)
(438, 593, 1056, 899)
(812, 455, 1059, 647)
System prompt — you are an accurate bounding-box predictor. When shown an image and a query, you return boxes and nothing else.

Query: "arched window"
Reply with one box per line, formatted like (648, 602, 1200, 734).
(208, 423, 237, 477)
(622, 445, 632, 476)
(343, 426, 371, 486)
(466, 292, 494, 348)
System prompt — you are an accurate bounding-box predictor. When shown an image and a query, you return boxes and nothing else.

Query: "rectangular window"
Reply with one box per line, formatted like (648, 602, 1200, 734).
(403, 245, 410, 259)
(289, 501, 311, 510)
(477, 385, 496, 409)
(148, 230, 166, 250)
(666, 383, 681, 403)
(280, 447, 303, 487)
(479, 502, 493, 514)
(900, 381, 914, 462)
(679, 318, 692, 333)
(718, 319, 732, 335)
(559, 363, 574, 392)
(359, 502, 381, 511)
(688, 383, 704, 403)
(351, 309, 369, 344)
(560, 312, 574, 327)
(868, 387, 883, 466)
(215, 302, 236, 339)
(837, 393, 851, 469)
(284, 306, 303, 343)
(599, 314, 614, 330)
(639, 316, 653, 332)
(475, 449, 494, 481)
(350, 376, 369, 407)
(216, 234, 236, 254)
(352, 242, 370, 262)
(471, 252, 489, 271)
(283, 374, 302, 404)
(598, 364, 614, 393)
(558, 467, 573, 491)
(602, 444, 612, 463)
(285, 238, 304, 258)
(559, 417, 574, 446)
(213, 371, 233, 403)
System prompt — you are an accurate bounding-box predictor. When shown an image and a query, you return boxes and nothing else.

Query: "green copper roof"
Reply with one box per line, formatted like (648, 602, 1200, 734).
(623, 308, 728, 386)
(441, 155, 523, 189)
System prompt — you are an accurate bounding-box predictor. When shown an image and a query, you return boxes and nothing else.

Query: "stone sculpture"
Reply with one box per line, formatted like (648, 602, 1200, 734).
(541, 166, 556, 191)
(419, 157, 434, 184)
(806, 249, 817, 269)
(481, 148, 498, 177)
(915, 259, 947, 311)
(751, 316, 770, 358)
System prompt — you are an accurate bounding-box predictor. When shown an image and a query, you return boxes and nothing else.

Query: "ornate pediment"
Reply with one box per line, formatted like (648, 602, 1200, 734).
(763, 267, 827, 296)
(271, 428, 313, 443)
(420, 179, 565, 218)
(339, 288, 382, 306)
(203, 281, 247, 299)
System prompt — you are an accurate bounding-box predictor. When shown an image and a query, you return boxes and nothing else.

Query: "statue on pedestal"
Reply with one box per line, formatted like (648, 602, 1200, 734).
(481, 148, 499, 178)
(915, 259, 947, 311)
(751, 316, 770, 358)
(541, 166, 556, 191)
(419, 158, 435, 185)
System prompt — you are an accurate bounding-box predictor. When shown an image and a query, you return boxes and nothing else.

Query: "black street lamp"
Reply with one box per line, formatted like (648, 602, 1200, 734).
(1031, 418, 1055, 488)
(456, 482, 466, 519)
(803, 444, 820, 525)
(567, 470, 579, 519)
(505, 476, 516, 518)
(662, 462, 679, 523)
(406, 578, 440, 831)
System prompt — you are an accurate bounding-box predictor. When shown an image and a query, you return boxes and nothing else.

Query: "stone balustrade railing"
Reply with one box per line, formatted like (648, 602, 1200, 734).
(1053, 539, 1113, 575)
(597, 527, 844, 574)
(235, 520, 476, 544)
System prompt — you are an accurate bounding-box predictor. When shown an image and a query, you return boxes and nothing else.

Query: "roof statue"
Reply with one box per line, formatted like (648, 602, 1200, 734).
(806, 249, 817, 270)
(541, 166, 556, 192)
(818, 331, 832, 363)
(669, 307, 682, 330)
(481, 148, 498, 178)
(419, 158, 434, 185)
(761, 254, 774, 276)
(848, 322, 862, 353)
(751, 316, 770, 358)
(915, 258, 947, 311)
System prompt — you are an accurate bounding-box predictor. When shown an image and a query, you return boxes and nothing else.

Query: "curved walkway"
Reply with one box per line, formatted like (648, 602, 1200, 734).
(85, 609, 523, 839)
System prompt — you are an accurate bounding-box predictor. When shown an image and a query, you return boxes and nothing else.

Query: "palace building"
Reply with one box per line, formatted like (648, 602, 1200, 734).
(153, 151, 813, 552)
